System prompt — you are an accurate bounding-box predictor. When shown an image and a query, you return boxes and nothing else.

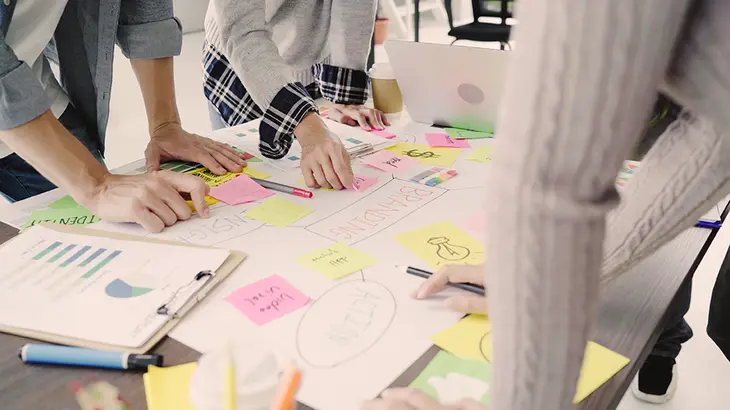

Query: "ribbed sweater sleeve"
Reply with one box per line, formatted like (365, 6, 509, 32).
(484, 1, 692, 409)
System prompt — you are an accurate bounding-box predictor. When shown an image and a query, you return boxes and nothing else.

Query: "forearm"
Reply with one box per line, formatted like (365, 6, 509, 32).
(0, 111, 108, 204)
(130, 57, 181, 134)
(485, 1, 690, 409)
(601, 114, 730, 285)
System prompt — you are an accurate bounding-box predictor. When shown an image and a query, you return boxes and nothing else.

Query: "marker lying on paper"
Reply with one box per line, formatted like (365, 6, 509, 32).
(402, 266, 486, 296)
(20, 344, 163, 370)
(695, 220, 722, 229)
(251, 177, 313, 198)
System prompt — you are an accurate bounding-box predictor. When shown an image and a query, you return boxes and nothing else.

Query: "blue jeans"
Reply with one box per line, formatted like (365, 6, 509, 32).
(651, 276, 694, 359)
(0, 104, 103, 202)
(208, 102, 228, 131)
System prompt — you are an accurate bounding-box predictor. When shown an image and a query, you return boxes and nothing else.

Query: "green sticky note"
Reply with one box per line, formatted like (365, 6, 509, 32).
(48, 195, 79, 210)
(22, 207, 100, 232)
(445, 128, 493, 140)
(465, 146, 493, 163)
(409, 351, 492, 405)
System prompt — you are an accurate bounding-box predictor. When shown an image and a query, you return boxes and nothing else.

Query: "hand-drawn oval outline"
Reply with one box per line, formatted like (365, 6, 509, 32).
(479, 332, 491, 361)
(295, 280, 397, 368)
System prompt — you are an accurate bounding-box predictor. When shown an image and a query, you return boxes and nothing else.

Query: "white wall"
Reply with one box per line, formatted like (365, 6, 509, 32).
(174, 0, 209, 33)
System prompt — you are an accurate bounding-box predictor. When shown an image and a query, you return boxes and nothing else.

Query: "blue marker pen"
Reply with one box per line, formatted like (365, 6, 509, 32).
(695, 220, 723, 230)
(20, 344, 163, 370)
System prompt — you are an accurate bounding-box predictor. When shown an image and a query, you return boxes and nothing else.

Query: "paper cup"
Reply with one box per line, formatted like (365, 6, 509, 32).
(369, 63, 403, 114)
(190, 344, 291, 410)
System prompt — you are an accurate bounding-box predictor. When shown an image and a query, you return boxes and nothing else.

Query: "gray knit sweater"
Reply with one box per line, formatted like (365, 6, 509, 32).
(486, 1, 730, 409)
(205, 0, 376, 110)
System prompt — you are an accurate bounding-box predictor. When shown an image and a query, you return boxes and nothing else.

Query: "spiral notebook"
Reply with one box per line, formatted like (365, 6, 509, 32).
(0, 224, 245, 353)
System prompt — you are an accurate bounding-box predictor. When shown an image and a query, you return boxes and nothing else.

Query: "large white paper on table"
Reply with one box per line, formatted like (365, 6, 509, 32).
(168, 226, 465, 410)
(6, 119, 727, 410)
(0, 225, 230, 348)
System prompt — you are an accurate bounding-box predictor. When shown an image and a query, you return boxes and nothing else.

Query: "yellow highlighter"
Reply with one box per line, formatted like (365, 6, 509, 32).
(225, 345, 236, 410)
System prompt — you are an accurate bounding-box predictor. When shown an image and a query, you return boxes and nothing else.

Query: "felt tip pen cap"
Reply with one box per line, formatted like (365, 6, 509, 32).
(292, 188, 313, 198)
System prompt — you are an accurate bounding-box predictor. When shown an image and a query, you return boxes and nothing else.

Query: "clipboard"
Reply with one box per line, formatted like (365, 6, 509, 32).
(0, 224, 246, 354)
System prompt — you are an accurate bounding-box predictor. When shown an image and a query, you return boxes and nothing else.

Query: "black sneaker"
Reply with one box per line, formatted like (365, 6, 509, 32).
(631, 355, 677, 404)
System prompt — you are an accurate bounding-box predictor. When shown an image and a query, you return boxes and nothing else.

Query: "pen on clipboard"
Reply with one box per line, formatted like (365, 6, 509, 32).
(402, 266, 486, 296)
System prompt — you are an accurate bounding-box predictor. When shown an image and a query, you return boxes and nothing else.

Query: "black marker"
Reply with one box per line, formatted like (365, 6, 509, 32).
(403, 266, 486, 296)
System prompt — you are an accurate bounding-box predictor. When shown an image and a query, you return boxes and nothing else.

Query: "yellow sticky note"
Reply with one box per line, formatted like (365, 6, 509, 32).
(186, 167, 269, 188)
(466, 146, 493, 163)
(431, 315, 630, 403)
(245, 196, 314, 227)
(574, 341, 631, 403)
(395, 221, 485, 269)
(431, 314, 492, 362)
(186, 168, 238, 188)
(242, 166, 270, 180)
(185, 195, 219, 212)
(298, 243, 377, 279)
(386, 142, 463, 167)
(144, 362, 197, 410)
(296, 178, 334, 191)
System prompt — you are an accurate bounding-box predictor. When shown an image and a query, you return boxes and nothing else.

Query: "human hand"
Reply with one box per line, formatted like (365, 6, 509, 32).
(145, 123, 246, 175)
(296, 113, 354, 190)
(328, 104, 391, 131)
(84, 170, 210, 233)
(362, 388, 486, 410)
(411, 265, 487, 314)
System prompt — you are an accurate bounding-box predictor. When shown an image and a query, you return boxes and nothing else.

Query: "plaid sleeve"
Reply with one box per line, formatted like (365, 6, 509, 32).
(259, 82, 318, 159)
(312, 63, 369, 105)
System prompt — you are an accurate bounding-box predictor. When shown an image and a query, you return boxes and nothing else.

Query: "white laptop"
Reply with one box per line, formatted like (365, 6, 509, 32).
(384, 40, 509, 132)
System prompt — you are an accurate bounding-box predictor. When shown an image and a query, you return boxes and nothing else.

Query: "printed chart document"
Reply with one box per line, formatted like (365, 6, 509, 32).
(0, 225, 231, 349)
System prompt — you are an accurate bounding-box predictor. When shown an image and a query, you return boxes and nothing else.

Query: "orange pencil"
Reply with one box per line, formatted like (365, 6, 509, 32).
(269, 367, 302, 410)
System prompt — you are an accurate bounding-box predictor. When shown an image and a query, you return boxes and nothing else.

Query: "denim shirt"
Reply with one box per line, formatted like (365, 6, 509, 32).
(0, 0, 182, 149)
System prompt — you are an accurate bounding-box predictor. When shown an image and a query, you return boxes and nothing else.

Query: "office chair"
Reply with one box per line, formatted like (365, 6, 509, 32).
(444, 0, 513, 49)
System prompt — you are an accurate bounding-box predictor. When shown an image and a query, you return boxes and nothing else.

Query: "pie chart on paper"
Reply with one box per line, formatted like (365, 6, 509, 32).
(105, 279, 154, 299)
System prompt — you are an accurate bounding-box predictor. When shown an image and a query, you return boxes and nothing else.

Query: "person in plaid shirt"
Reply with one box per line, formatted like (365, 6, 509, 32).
(203, 0, 388, 190)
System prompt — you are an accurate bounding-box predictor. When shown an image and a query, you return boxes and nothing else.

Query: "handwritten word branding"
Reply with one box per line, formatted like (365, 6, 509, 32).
(226, 275, 310, 325)
(307, 180, 444, 245)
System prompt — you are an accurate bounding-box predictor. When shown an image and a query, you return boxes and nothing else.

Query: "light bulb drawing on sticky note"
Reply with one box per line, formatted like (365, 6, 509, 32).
(395, 222, 484, 269)
(428, 373, 490, 403)
(427, 236, 471, 261)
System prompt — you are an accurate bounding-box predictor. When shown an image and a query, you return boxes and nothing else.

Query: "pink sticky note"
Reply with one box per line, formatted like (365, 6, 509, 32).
(370, 130, 397, 139)
(352, 175, 379, 192)
(362, 151, 419, 173)
(209, 174, 274, 205)
(425, 133, 471, 148)
(225, 275, 310, 325)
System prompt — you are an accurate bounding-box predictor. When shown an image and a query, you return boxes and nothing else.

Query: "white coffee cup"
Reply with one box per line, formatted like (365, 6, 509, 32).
(190, 344, 291, 410)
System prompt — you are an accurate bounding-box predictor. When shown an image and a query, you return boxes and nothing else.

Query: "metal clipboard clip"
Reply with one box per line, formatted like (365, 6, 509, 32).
(156, 270, 214, 318)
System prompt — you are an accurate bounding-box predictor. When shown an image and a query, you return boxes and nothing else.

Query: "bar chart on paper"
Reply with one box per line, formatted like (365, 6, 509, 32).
(1, 237, 159, 301)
